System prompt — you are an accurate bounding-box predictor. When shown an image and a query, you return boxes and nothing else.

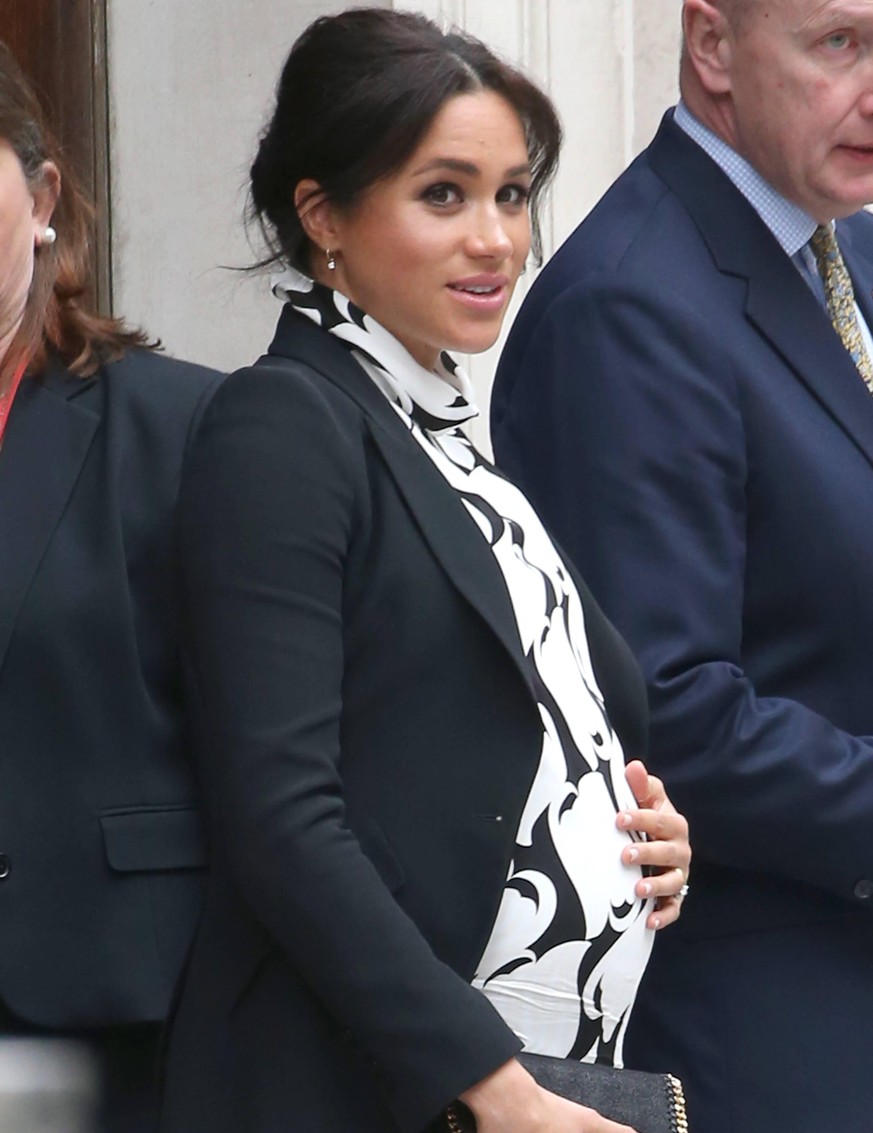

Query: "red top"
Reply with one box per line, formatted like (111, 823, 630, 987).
(0, 356, 28, 447)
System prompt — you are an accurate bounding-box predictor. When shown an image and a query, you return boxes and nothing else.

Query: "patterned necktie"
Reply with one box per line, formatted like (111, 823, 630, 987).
(810, 223, 873, 392)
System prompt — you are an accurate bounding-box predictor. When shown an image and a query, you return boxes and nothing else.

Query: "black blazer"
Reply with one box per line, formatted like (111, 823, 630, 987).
(161, 308, 647, 1133)
(0, 349, 221, 1029)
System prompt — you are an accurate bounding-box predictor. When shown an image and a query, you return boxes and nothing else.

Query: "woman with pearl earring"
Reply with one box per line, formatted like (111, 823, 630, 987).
(0, 40, 222, 1133)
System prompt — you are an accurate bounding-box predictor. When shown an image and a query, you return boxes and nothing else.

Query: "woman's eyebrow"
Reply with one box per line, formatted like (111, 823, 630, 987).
(411, 157, 530, 177)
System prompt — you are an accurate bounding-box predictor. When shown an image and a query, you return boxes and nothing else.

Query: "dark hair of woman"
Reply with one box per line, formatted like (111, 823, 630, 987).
(0, 41, 152, 386)
(249, 7, 562, 275)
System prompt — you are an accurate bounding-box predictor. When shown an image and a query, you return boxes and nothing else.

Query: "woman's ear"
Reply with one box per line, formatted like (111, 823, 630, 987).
(32, 160, 61, 237)
(294, 178, 340, 256)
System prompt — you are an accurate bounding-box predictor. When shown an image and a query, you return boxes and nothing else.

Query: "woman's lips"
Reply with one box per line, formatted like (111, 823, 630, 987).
(447, 275, 510, 310)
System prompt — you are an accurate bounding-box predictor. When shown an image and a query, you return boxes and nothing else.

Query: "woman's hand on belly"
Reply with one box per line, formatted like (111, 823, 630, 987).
(617, 760, 691, 930)
(460, 1058, 638, 1132)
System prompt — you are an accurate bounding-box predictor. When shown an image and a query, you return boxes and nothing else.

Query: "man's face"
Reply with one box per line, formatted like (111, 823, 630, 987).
(725, 1, 873, 220)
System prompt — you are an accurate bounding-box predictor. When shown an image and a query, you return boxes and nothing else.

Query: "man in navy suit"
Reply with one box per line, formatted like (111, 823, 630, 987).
(492, 2, 873, 1130)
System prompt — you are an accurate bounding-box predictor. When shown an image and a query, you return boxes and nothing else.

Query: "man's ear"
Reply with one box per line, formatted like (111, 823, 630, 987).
(683, 0, 734, 96)
(295, 178, 341, 256)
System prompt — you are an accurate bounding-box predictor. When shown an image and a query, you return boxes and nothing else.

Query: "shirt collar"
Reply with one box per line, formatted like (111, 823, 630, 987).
(673, 100, 818, 256)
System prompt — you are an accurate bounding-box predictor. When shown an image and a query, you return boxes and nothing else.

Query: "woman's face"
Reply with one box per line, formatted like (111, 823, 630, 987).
(0, 140, 58, 348)
(319, 90, 532, 369)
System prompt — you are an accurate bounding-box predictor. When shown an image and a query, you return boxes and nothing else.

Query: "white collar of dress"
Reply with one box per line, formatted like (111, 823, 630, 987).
(272, 267, 479, 435)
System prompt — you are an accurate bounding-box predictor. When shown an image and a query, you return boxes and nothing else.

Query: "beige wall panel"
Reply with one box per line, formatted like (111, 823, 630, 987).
(632, 0, 682, 156)
(108, 0, 387, 371)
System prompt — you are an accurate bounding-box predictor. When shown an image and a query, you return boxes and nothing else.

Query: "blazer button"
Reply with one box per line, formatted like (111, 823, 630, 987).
(853, 879, 873, 901)
(0, 855, 11, 879)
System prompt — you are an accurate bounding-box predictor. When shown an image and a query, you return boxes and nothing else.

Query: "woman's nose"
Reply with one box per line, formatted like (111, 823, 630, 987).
(466, 206, 514, 258)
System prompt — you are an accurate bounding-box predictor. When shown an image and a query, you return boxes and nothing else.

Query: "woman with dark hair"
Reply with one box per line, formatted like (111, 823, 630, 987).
(162, 10, 690, 1133)
(0, 41, 221, 1133)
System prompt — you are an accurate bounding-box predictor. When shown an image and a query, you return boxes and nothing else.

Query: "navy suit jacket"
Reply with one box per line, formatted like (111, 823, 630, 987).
(492, 113, 873, 1133)
(161, 307, 648, 1133)
(0, 349, 221, 1029)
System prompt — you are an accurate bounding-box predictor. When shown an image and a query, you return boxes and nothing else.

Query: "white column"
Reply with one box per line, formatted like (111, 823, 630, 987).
(394, 0, 681, 453)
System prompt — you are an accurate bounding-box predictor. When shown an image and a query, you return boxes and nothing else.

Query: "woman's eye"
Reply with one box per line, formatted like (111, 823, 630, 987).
(498, 183, 531, 207)
(424, 183, 462, 207)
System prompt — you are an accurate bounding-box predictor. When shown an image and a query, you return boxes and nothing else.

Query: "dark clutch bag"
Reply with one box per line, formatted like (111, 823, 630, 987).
(443, 1052, 688, 1133)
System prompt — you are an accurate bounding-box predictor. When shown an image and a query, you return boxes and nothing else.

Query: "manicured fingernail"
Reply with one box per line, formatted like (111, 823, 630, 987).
(640, 881, 653, 896)
(650, 916, 661, 930)
(625, 847, 639, 863)
(618, 812, 632, 828)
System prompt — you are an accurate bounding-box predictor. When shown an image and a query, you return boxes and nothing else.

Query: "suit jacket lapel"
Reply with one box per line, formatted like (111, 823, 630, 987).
(0, 362, 99, 671)
(838, 217, 873, 333)
(266, 308, 533, 693)
(649, 114, 873, 472)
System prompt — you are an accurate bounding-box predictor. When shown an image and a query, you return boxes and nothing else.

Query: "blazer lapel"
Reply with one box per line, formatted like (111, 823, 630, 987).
(649, 114, 873, 472)
(0, 364, 99, 671)
(364, 422, 534, 692)
(266, 308, 534, 693)
(743, 254, 873, 471)
(838, 217, 873, 334)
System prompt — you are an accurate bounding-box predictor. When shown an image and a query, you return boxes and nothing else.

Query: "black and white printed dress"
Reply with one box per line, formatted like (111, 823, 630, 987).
(276, 271, 655, 1068)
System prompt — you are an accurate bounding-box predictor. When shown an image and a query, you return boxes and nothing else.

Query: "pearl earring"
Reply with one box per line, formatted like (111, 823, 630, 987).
(325, 248, 336, 271)
(41, 226, 57, 246)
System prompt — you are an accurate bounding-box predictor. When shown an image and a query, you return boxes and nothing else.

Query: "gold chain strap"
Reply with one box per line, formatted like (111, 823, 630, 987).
(668, 1074, 690, 1133)
(445, 1103, 467, 1133)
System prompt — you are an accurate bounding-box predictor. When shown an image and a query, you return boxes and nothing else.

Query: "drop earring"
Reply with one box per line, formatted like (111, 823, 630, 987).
(325, 248, 336, 271)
